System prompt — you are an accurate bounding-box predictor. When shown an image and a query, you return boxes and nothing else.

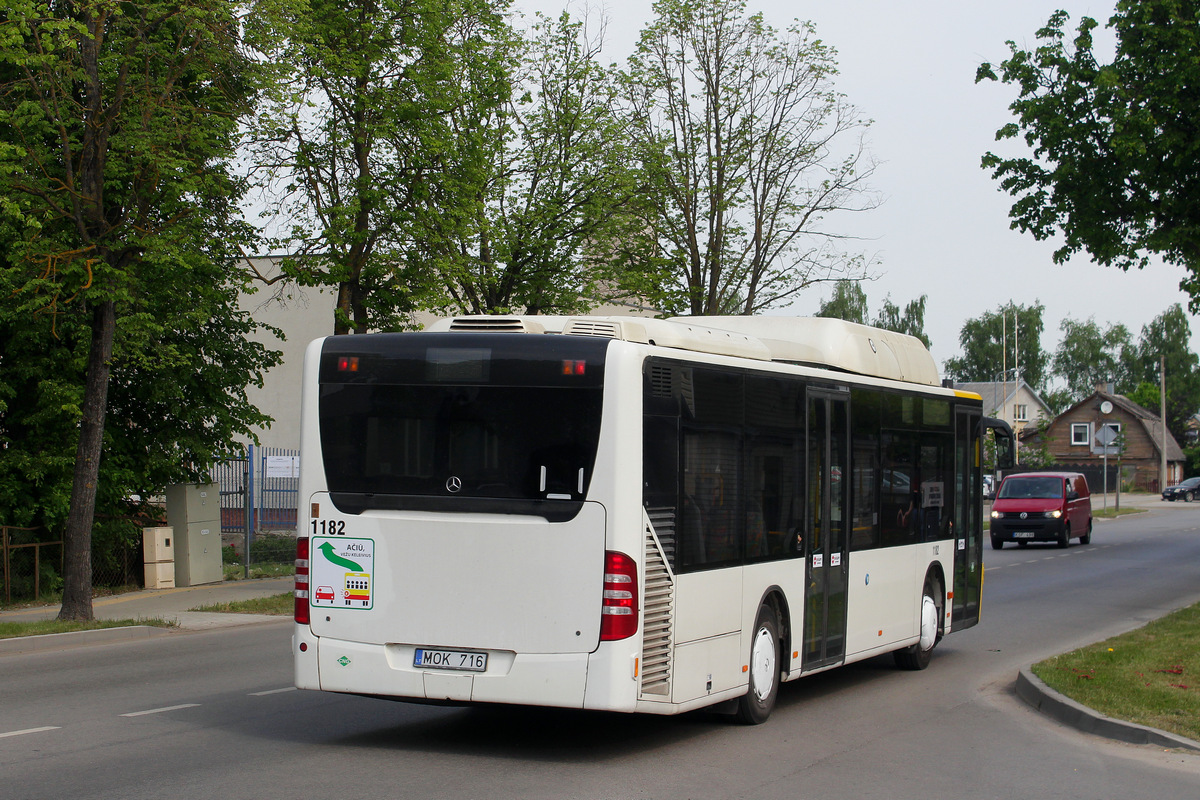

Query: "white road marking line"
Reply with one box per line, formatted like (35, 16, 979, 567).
(249, 687, 296, 696)
(120, 704, 200, 717)
(0, 726, 60, 739)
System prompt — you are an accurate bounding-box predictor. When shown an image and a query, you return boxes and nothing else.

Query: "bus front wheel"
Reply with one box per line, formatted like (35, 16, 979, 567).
(736, 605, 781, 725)
(894, 579, 941, 671)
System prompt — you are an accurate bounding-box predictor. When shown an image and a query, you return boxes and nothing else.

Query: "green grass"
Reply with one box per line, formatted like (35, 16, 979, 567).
(222, 562, 295, 581)
(188, 592, 293, 615)
(1032, 602, 1200, 743)
(0, 617, 176, 640)
(1092, 505, 1147, 519)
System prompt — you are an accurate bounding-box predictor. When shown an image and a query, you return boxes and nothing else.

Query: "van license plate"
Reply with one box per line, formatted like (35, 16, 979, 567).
(1013, 531, 1035, 538)
(413, 648, 488, 672)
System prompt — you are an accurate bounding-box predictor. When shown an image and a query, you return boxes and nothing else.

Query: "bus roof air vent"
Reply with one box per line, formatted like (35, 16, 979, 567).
(564, 316, 772, 361)
(441, 316, 547, 334)
(562, 319, 623, 339)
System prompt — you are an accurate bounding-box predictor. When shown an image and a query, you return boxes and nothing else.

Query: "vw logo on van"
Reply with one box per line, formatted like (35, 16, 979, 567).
(1019, 511, 1028, 519)
(445, 476, 462, 493)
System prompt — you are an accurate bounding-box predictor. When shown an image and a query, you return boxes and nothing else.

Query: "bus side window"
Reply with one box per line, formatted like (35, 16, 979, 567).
(681, 430, 741, 569)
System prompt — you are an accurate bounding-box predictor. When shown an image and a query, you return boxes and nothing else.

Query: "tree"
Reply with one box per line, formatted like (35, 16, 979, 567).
(621, 0, 878, 316)
(407, 11, 641, 316)
(874, 294, 930, 350)
(1132, 304, 1200, 444)
(816, 280, 867, 324)
(1050, 317, 1136, 404)
(249, 0, 514, 334)
(0, 0, 273, 619)
(943, 302, 1048, 389)
(817, 280, 930, 348)
(977, 2, 1200, 311)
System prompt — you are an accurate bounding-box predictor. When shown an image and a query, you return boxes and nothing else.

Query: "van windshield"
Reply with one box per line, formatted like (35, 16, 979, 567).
(998, 476, 1063, 500)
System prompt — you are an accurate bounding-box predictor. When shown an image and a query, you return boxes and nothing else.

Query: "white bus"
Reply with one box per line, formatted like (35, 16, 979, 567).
(293, 315, 1013, 723)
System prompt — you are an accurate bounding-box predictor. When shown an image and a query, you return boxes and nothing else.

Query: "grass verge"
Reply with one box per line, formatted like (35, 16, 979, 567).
(1032, 601, 1200, 743)
(189, 592, 292, 616)
(223, 562, 295, 581)
(0, 617, 176, 640)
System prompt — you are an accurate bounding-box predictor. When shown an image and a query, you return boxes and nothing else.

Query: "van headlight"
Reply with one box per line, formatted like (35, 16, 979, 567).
(991, 510, 1000, 519)
(1044, 510, 1062, 519)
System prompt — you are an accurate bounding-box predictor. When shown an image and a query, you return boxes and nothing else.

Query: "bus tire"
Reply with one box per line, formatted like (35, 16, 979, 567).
(736, 605, 781, 725)
(894, 577, 941, 671)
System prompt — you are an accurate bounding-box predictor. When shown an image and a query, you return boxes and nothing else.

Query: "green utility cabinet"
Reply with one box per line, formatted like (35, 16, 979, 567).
(165, 483, 223, 586)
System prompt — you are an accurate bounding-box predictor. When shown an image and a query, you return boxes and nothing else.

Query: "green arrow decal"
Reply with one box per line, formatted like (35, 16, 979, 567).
(318, 541, 362, 571)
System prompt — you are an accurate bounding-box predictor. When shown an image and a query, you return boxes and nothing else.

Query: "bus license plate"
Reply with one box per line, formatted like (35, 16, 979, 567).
(1013, 531, 1035, 538)
(413, 648, 488, 672)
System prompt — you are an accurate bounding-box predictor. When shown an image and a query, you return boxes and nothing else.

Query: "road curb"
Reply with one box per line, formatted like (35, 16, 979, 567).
(1016, 667, 1200, 752)
(0, 625, 175, 656)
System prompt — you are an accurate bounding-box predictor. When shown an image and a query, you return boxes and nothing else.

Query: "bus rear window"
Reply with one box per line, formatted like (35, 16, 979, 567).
(317, 334, 607, 517)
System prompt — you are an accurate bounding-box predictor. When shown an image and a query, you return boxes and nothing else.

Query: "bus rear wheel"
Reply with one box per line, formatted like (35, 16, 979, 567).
(736, 605, 781, 724)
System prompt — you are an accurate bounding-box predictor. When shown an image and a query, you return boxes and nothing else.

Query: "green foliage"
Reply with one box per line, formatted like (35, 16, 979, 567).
(1184, 442, 1200, 476)
(817, 281, 931, 348)
(1016, 416, 1057, 469)
(817, 281, 869, 325)
(1050, 317, 1136, 404)
(978, 1, 1200, 312)
(1132, 304, 1200, 444)
(0, 0, 280, 615)
(250, 0, 520, 331)
(874, 295, 931, 350)
(620, 0, 878, 316)
(410, 10, 641, 316)
(1126, 381, 1161, 413)
(249, 533, 295, 566)
(943, 302, 1048, 389)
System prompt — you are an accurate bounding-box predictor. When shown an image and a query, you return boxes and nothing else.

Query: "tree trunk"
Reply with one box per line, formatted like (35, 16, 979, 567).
(57, 300, 116, 622)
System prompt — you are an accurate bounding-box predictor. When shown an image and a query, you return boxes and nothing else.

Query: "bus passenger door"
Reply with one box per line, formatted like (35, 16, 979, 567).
(802, 390, 850, 670)
(952, 408, 983, 629)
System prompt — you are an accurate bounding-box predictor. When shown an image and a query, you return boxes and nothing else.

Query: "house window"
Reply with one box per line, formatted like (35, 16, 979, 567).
(1071, 423, 1090, 446)
(1013, 404, 1028, 422)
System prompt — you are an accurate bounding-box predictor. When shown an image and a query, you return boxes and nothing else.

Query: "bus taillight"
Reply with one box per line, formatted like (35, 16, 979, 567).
(600, 551, 638, 641)
(295, 537, 310, 625)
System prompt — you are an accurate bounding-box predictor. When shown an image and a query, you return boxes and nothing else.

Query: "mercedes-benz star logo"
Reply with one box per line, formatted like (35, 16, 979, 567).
(445, 476, 462, 493)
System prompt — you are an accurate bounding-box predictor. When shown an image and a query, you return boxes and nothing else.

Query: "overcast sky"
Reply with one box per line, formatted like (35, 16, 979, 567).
(514, 0, 1193, 379)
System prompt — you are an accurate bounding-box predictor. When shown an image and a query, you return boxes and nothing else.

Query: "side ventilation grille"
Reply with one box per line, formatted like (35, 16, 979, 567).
(640, 509, 675, 697)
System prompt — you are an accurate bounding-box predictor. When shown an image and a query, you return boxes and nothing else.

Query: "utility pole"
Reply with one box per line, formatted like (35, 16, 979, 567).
(1161, 356, 1168, 492)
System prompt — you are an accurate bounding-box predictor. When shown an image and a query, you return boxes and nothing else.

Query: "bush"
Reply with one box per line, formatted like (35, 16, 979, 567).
(249, 533, 295, 566)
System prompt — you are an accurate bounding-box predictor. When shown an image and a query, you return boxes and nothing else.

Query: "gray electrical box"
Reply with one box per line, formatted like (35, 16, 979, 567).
(165, 483, 223, 586)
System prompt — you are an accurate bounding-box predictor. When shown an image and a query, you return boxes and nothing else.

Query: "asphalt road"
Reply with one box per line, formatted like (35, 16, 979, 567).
(3, 502, 1200, 800)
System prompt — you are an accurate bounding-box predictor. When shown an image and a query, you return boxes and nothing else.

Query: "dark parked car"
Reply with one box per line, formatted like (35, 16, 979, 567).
(1162, 476, 1200, 502)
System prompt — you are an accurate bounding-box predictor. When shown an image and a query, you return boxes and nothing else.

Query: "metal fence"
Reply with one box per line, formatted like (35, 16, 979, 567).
(212, 446, 300, 575)
(1, 525, 144, 605)
(213, 446, 300, 536)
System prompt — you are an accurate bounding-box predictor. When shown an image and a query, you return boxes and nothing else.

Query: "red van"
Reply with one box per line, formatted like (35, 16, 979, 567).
(989, 472, 1093, 550)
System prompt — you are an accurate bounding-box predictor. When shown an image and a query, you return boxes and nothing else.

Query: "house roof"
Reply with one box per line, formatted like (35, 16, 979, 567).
(1060, 390, 1186, 462)
(955, 380, 1052, 418)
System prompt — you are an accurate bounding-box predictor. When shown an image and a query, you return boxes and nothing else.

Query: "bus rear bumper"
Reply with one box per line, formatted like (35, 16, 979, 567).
(295, 630, 593, 709)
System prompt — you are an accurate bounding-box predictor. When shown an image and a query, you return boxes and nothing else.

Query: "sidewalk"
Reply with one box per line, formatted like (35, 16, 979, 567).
(0, 576, 293, 655)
